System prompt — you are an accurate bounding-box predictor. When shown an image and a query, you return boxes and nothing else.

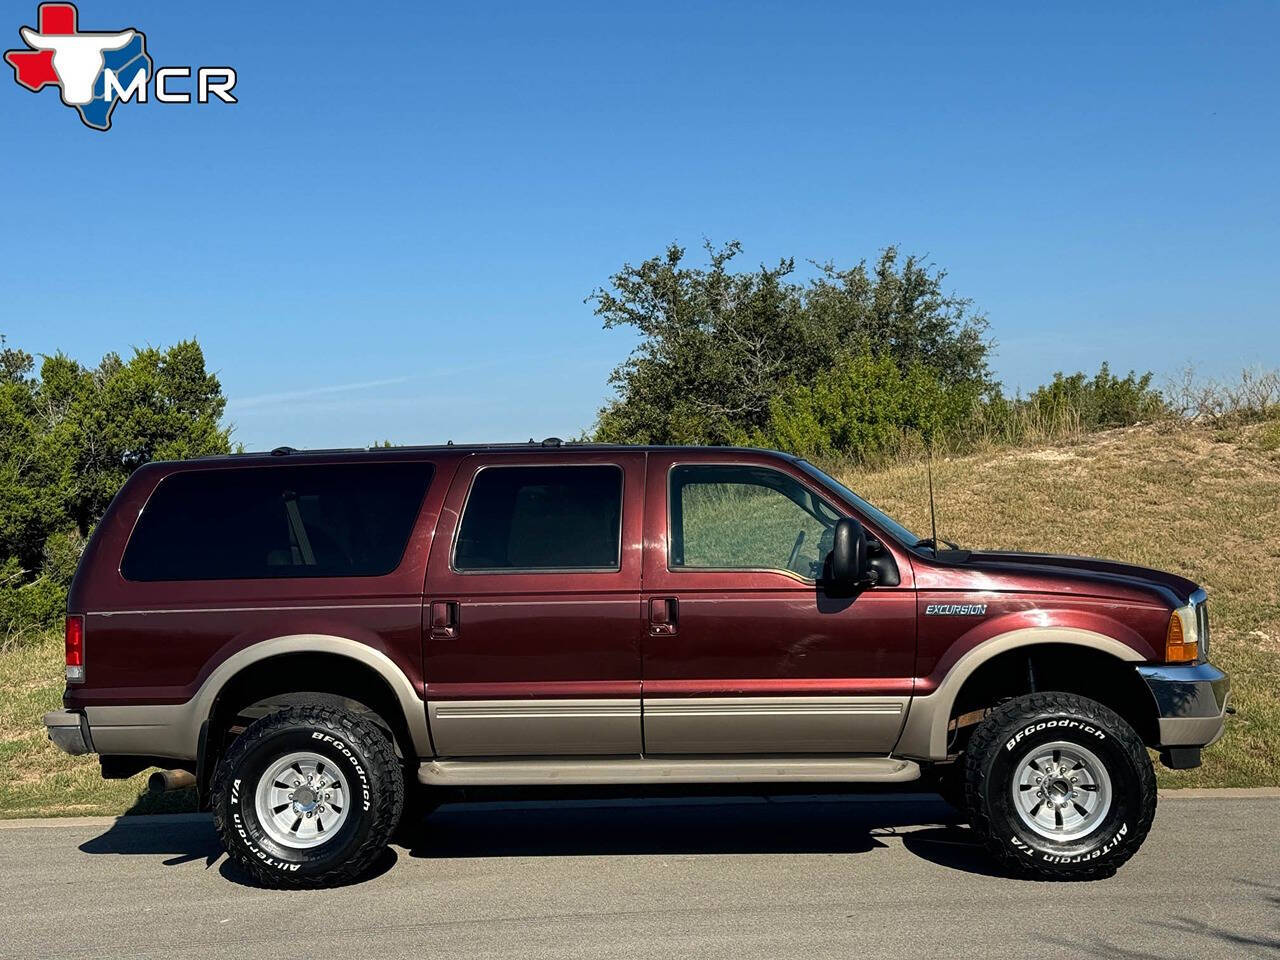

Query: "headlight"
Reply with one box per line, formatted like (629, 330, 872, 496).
(1165, 602, 1201, 663)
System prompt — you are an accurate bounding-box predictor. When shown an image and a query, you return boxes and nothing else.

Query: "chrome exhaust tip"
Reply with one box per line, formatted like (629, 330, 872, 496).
(147, 769, 196, 793)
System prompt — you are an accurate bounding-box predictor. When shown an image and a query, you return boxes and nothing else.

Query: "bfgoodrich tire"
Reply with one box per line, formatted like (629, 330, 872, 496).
(212, 705, 404, 889)
(928, 762, 970, 819)
(965, 692, 1156, 880)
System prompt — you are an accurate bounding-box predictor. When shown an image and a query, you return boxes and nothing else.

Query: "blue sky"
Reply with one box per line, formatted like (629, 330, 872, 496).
(1, 1, 1276, 450)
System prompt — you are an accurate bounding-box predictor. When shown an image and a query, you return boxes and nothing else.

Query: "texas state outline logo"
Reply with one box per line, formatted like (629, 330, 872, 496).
(4, 3, 236, 132)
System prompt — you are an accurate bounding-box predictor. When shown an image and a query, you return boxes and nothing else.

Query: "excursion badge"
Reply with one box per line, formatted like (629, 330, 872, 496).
(925, 603, 989, 616)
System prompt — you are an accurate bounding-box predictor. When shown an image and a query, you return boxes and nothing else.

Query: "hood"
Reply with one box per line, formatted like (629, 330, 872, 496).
(934, 548, 1199, 607)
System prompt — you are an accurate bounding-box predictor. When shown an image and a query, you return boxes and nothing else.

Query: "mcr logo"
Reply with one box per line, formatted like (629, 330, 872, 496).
(4, 3, 236, 131)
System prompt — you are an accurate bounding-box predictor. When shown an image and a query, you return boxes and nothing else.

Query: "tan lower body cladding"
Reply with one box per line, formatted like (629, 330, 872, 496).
(642, 696, 908, 753)
(426, 696, 909, 756)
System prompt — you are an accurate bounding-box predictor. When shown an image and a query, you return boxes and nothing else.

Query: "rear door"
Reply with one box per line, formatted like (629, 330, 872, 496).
(423, 451, 645, 756)
(640, 453, 917, 754)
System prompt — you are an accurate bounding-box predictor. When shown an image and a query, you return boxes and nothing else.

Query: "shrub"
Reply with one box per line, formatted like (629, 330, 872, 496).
(41, 528, 87, 585)
(953, 364, 1165, 450)
(756, 352, 969, 463)
(1165, 366, 1280, 425)
(756, 360, 1167, 462)
(0, 559, 65, 649)
(1024, 364, 1165, 431)
(1256, 418, 1280, 452)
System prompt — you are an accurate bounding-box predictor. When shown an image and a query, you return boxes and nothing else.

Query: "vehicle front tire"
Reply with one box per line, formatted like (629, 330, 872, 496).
(393, 778, 441, 846)
(212, 705, 404, 889)
(965, 692, 1156, 880)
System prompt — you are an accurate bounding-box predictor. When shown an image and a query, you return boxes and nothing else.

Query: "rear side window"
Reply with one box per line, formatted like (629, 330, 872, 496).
(454, 465, 622, 571)
(121, 462, 433, 581)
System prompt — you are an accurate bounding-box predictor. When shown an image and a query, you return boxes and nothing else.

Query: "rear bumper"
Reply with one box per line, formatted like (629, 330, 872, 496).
(43, 710, 94, 756)
(1136, 662, 1231, 748)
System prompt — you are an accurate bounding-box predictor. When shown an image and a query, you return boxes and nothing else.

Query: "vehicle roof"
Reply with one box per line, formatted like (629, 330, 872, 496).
(161, 440, 802, 468)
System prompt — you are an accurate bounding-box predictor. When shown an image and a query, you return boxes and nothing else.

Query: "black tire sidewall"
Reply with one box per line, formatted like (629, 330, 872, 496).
(930, 763, 969, 815)
(220, 724, 378, 880)
(979, 707, 1146, 873)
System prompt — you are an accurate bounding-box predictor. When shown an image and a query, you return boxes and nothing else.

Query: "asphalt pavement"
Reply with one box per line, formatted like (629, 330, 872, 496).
(0, 790, 1276, 960)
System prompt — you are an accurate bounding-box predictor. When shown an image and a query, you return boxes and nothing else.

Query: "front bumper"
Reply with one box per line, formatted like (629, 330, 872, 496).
(43, 710, 93, 756)
(1136, 662, 1231, 748)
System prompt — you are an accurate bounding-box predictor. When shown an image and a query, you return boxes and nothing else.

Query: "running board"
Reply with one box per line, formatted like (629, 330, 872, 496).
(417, 755, 920, 787)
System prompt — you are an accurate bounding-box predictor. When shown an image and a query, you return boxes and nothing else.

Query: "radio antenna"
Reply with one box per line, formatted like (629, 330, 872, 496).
(926, 439, 939, 553)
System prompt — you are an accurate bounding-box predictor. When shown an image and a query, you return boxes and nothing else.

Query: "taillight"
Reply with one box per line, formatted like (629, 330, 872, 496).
(65, 615, 85, 683)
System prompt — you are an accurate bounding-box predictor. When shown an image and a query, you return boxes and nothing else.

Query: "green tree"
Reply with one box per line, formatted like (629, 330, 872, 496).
(803, 247, 991, 390)
(590, 241, 812, 444)
(0, 337, 231, 631)
(590, 241, 991, 444)
(70, 341, 231, 532)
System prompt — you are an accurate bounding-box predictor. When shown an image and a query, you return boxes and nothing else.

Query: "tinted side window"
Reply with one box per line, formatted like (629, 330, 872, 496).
(454, 465, 622, 571)
(670, 465, 838, 578)
(122, 462, 433, 581)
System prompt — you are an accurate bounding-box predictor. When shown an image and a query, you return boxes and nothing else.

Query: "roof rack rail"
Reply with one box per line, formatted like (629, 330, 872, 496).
(181, 441, 793, 461)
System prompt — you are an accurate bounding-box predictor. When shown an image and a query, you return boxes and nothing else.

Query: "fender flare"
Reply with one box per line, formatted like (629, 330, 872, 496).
(894, 627, 1145, 760)
(87, 634, 432, 763)
(195, 634, 433, 757)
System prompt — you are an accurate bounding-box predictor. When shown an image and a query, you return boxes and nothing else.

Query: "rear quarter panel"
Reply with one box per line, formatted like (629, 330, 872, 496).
(64, 454, 458, 710)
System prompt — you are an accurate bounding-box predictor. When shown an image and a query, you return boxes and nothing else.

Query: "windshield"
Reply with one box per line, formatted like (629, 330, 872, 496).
(795, 460, 922, 548)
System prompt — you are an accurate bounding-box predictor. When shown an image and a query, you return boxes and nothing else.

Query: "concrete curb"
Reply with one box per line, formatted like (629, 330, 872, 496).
(1, 786, 1277, 829)
(1153, 786, 1280, 799)
(0, 812, 209, 829)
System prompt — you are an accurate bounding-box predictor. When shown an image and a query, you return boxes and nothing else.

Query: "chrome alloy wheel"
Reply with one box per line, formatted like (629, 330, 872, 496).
(1011, 740, 1112, 842)
(254, 751, 351, 849)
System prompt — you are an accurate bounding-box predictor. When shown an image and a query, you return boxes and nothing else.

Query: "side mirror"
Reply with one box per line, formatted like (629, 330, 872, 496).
(830, 517, 869, 585)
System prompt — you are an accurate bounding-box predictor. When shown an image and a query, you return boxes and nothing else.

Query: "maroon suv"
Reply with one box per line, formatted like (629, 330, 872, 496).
(44, 442, 1229, 887)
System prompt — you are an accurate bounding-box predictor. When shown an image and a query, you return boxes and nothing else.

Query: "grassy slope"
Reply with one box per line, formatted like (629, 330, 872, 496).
(839, 419, 1280, 788)
(2, 421, 1276, 817)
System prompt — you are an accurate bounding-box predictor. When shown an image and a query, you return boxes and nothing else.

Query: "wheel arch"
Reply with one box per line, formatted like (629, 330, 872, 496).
(896, 628, 1152, 760)
(191, 635, 432, 798)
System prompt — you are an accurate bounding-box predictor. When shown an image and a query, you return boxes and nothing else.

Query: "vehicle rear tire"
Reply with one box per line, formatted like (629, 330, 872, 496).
(212, 705, 404, 889)
(965, 692, 1156, 880)
(928, 762, 970, 819)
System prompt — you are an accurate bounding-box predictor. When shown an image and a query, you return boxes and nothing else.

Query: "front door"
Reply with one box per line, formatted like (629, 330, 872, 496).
(424, 452, 645, 756)
(640, 454, 916, 754)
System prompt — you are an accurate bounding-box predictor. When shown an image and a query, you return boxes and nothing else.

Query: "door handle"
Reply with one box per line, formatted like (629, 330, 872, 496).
(430, 600, 459, 639)
(649, 597, 678, 636)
